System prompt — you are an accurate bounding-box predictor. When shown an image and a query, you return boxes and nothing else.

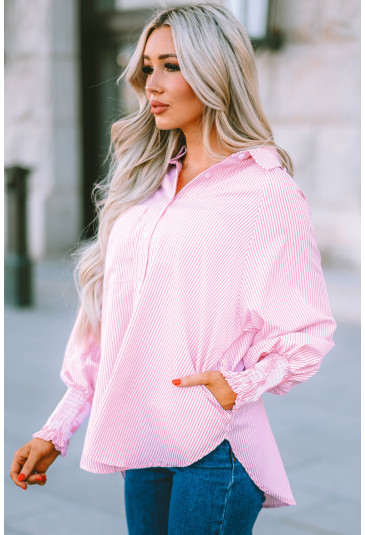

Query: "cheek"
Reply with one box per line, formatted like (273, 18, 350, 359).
(173, 78, 201, 106)
(176, 86, 203, 115)
(187, 95, 204, 117)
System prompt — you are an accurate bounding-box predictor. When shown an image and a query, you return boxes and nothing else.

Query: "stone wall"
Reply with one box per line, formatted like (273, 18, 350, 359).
(256, 0, 360, 268)
(4, 0, 360, 268)
(4, 0, 82, 259)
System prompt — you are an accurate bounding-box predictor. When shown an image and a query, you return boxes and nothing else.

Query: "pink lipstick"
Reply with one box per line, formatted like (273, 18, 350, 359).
(151, 100, 169, 114)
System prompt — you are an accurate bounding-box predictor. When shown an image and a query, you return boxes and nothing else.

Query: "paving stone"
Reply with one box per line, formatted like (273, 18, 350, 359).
(5, 261, 360, 534)
(5, 492, 128, 535)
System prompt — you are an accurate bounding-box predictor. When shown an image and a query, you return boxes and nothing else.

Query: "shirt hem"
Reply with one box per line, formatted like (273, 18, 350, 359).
(79, 442, 296, 509)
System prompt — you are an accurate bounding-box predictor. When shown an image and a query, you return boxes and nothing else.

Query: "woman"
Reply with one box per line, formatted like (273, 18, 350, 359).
(10, 4, 336, 534)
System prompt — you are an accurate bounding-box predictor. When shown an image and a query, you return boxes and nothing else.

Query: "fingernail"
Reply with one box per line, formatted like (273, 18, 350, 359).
(17, 473, 25, 482)
(36, 476, 44, 482)
(172, 379, 181, 385)
(20, 485, 26, 490)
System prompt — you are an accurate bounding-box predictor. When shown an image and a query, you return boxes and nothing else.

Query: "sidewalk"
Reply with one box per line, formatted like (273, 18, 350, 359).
(4, 259, 360, 535)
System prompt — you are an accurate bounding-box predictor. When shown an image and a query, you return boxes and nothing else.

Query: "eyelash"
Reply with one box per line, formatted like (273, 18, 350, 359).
(142, 63, 180, 74)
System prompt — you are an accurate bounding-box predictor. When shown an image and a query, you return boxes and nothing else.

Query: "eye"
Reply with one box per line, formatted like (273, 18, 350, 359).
(142, 65, 153, 74)
(141, 63, 180, 75)
(164, 63, 180, 72)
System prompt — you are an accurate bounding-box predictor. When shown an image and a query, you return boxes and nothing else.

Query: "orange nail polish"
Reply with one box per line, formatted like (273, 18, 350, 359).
(17, 473, 25, 482)
(172, 379, 181, 385)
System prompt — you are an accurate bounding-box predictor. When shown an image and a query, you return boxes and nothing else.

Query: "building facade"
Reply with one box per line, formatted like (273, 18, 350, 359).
(4, 0, 361, 268)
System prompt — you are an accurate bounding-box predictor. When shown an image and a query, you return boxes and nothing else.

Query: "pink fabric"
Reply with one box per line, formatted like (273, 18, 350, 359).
(33, 145, 336, 508)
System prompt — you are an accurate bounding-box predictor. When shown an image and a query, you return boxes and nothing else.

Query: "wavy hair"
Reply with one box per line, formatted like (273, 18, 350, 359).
(74, 2, 294, 340)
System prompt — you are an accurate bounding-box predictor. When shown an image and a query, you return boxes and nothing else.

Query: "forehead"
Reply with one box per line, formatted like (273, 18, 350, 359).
(144, 26, 176, 55)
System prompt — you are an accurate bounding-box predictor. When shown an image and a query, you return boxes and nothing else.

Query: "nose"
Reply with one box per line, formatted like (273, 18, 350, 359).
(145, 70, 163, 95)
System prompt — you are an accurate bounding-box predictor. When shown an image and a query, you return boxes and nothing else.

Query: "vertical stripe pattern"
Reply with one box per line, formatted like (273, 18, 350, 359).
(33, 145, 336, 508)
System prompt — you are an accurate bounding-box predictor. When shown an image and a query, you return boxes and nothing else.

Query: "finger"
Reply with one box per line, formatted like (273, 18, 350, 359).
(27, 473, 47, 486)
(18, 450, 43, 481)
(9, 471, 27, 490)
(172, 372, 210, 387)
(204, 371, 222, 386)
(12, 470, 47, 489)
(10, 452, 29, 489)
(9, 458, 23, 482)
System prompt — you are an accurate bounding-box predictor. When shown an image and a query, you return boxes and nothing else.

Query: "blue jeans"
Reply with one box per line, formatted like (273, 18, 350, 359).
(124, 439, 265, 534)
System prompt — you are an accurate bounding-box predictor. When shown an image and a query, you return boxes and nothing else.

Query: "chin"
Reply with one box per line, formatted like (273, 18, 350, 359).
(154, 120, 179, 131)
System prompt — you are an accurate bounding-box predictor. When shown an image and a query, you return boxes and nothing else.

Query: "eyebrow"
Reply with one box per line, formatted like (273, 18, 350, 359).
(143, 54, 178, 60)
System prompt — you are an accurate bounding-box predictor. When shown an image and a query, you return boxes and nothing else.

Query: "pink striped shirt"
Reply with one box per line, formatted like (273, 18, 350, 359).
(33, 145, 336, 508)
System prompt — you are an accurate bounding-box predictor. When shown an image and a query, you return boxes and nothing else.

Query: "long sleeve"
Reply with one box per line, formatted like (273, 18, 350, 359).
(33, 307, 101, 456)
(219, 169, 337, 411)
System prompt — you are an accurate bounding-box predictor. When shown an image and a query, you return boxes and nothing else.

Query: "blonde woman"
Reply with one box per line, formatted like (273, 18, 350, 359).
(10, 4, 336, 534)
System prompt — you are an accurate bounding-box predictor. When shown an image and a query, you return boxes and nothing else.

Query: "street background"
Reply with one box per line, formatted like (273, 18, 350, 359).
(4, 0, 361, 533)
(4, 259, 360, 534)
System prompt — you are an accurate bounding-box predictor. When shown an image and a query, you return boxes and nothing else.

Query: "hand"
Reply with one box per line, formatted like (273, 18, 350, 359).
(9, 438, 61, 490)
(172, 371, 237, 410)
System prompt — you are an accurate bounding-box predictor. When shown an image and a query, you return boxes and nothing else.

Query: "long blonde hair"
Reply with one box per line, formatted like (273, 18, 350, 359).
(74, 2, 294, 340)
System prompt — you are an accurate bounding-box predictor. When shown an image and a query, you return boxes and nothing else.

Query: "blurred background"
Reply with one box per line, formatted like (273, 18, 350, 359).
(4, 1, 360, 534)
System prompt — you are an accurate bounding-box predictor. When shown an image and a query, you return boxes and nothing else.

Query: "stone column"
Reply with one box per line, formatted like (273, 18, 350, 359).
(5, 0, 82, 260)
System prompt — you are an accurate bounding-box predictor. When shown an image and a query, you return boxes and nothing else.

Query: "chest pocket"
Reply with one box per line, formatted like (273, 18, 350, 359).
(104, 205, 149, 289)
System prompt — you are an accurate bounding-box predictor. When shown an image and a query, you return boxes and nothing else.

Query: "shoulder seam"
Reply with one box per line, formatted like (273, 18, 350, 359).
(248, 147, 285, 172)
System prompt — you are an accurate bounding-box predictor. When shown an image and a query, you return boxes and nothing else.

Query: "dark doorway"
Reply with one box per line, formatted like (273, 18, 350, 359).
(79, 2, 154, 238)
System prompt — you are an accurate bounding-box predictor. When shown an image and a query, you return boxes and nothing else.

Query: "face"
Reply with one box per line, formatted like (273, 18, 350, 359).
(142, 26, 204, 133)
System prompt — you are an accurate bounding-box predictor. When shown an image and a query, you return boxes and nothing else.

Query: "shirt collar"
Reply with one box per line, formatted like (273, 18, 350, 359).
(247, 146, 283, 171)
(168, 144, 282, 171)
(169, 145, 187, 164)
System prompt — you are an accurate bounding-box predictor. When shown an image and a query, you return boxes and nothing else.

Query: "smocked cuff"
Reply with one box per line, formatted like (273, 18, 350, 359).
(32, 387, 93, 457)
(32, 427, 70, 457)
(218, 354, 289, 411)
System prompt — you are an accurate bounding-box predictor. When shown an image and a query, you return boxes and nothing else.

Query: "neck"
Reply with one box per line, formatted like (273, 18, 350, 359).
(181, 125, 232, 173)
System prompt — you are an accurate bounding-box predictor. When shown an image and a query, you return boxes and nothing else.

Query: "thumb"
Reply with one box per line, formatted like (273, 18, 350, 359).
(172, 372, 209, 387)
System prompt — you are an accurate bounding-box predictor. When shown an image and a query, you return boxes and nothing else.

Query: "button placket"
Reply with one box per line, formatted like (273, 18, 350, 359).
(138, 234, 149, 292)
(136, 204, 166, 293)
(136, 211, 152, 292)
(136, 195, 176, 293)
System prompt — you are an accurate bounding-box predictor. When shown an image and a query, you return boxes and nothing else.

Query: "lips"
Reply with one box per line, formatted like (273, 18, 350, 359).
(150, 100, 170, 114)
(151, 100, 169, 107)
